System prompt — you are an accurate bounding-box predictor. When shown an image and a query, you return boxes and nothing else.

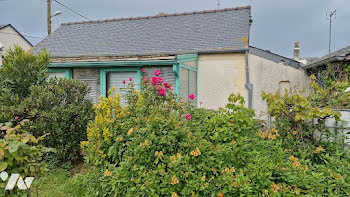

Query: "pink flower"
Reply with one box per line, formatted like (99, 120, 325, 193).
(164, 82, 171, 89)
(157, 77, 164, 83)
(189, 94, 195, 100)
(154, 69, 161, 76)
(122, 80, 126, 84)
(152, 77, 158, 85)
(230, 121, 234, 124)
(129, 77, 133, 81)
(15, 116, 18, 121)
(158, 88, 166, 96)
(185, 114, 192, 120)
(142, 77, 148, 82)
(141, 68, 146, 73)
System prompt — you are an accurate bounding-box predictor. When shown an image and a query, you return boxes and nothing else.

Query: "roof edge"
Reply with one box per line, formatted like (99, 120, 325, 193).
(61, 6, 251, 26)
(303, 56, 345, 69)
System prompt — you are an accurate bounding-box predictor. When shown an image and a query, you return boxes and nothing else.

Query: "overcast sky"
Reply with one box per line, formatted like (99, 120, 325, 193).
(1, 0, 349, 58)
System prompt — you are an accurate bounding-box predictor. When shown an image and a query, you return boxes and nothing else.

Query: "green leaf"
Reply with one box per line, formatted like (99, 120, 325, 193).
(0, 162, 8, 171)
(8, 143, 19, 153)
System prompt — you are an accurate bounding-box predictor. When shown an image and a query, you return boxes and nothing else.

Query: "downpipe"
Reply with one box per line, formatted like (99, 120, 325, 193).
(245, 50, 253, 108)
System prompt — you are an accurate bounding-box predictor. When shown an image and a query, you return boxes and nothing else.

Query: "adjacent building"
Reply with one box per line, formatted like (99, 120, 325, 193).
(0, 24, 33, 64)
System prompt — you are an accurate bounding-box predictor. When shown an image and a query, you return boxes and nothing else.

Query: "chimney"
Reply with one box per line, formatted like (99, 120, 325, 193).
(293, 42, 300, 60)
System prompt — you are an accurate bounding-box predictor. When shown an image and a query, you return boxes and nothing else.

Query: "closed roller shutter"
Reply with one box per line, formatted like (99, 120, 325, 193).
(180, 68, 189, 101)
(73, 68, 100, 104)
(144, 67, 176, 90)
(48, 72, 66, 80)
(107, 71, 137, 106)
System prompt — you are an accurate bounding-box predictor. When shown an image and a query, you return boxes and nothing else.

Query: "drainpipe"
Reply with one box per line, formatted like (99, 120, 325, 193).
(245, 10, 253, 108)
(245, 50, 253, 108)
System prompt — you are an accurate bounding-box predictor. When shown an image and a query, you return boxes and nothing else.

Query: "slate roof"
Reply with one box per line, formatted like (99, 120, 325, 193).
(249, 46, 301, 68)
(32, 6, 251, 58)
(304, 45, 350, 69)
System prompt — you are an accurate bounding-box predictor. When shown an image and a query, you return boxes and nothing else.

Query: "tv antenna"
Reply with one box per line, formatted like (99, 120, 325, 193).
(216, 0, 221, 9)
(326, 10, 336, 54)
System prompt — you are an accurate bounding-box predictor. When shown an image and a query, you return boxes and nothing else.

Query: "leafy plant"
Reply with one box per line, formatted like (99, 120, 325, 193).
(0, 120, 53, 196)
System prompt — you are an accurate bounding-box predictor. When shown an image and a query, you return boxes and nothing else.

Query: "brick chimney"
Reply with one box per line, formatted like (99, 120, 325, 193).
(293, 42, 300, 60)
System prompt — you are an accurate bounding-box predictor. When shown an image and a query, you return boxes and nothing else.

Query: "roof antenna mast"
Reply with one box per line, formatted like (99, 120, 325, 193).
(216, 0, 221, 9)
(326, 10, 336, 54)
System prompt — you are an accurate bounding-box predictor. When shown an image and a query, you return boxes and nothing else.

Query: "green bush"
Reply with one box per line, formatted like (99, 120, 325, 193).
(18, 78, 94, 166)
(0, 46, 94, 167)
(80, 69, 350, 196)
(0, 46, 49, 98)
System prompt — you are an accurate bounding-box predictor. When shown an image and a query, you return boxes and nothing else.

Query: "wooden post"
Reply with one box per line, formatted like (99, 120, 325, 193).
(47, 0, 51, 35)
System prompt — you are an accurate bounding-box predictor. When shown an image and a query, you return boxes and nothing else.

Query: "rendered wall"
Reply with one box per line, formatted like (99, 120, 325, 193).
(0, 26, 32, 64)
(197, 53, 247, 109)
(249, 53, 310, 121)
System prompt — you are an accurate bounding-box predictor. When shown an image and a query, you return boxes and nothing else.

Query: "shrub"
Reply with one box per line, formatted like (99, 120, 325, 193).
(17, 78, 94, 166)
(81, 69, 350, 196)
(0, 46, 49, 98)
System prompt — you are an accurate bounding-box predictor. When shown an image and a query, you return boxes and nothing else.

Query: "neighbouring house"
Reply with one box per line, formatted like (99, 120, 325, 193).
(303, 45, 350, 80)
(0, 24, 33, 64)
(32, 6, 309, 122)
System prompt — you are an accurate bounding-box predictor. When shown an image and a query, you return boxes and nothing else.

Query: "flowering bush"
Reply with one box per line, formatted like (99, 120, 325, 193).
(81, 70, 350, 196)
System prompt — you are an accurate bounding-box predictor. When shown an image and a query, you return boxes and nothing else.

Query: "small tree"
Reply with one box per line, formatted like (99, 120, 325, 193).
(0, 46, 49, 98)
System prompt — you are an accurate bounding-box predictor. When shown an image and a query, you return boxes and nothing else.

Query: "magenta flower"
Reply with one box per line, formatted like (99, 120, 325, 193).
(154, 69, 161, 76)
(122, 80, 126, 84)
(164, 82, 170, 88)
(15, 116, 18, 121)
(157, 77, 164, 83)
(189, 94, 195, 100)
(129, 77, 133, 81)
(151, 77, 158, 85)
(185, 114, 192, 120)
(158, 88, 166, 96)
(143, 77, 148, 82)
(141, 68, 146, 73)
(230, 121, 234, 124)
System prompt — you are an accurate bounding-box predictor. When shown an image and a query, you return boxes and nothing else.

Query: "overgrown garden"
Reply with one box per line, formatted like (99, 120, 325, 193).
(0, 47, 349, 196)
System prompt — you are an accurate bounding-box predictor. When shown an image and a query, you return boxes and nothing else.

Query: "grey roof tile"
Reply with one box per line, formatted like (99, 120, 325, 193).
(305, 45, 350, 68)
(32, 6, 251, 58)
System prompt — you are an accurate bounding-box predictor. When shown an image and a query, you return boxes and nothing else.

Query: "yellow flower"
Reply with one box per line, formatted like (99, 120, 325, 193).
(104, 169, 112, 176)
(313, 146, 324, 154)
(128, 128, 134, 135)
(190, 147, 201, 157)
(171, 176, 179, 185)
(171, 192, 179, 197)
(130, 177, 135, 182)
(201, 175, 206, 182)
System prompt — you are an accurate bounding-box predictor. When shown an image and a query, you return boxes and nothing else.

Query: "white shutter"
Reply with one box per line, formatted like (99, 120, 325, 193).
(73, 68, 100, 104)
(48, 72, 66, 80)
(107, 71, 137, 106)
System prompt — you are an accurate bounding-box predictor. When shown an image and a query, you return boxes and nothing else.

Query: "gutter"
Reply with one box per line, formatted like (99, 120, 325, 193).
(245, 50, 253, 108)
(245, 10, 253, 108)
(303, 56, 344, 69)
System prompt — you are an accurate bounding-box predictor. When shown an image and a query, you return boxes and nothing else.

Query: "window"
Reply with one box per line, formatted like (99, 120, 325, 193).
(106, 71, 138, 106)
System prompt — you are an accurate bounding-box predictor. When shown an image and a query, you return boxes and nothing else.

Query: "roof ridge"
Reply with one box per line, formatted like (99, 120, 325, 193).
(61, 6, 251, 26)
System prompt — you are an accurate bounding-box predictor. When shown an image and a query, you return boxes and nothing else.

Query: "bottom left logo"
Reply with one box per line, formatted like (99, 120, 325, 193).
(0, 171, 34, 190)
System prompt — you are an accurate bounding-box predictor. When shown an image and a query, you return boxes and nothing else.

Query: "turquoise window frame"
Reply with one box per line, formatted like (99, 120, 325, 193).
(176, 54, 198, 106)
(100, 67, 141, 98)
(47, 68, 72, 79)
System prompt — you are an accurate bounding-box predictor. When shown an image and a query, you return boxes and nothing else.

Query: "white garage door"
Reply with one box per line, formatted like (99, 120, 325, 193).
(107, 71, 137, 106)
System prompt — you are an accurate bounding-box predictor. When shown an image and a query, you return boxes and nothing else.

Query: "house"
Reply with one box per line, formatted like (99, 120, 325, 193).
(0, 24, 33, 64)
(303, 45, 350, 77)
(32, 6, 309, 122)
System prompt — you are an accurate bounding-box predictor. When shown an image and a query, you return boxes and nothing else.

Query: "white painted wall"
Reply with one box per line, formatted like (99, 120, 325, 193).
(197, 53, 247, 109)
(249, 53, 310, 121)
(0, 25, 32, 64)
